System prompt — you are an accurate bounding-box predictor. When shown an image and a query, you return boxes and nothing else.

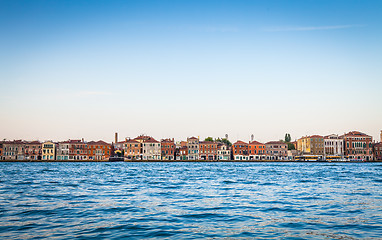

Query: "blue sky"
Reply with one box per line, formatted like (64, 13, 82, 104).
(0, 0, 381, 143)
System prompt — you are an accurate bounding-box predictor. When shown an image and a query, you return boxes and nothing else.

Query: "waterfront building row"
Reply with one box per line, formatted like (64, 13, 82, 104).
(296, 131, 376, 161)
(0, 139, 111, 161)
(0, 130, 381, 161)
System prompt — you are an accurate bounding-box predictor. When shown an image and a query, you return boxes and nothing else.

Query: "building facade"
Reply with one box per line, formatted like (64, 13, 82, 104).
(176, 146, 188, 160)
(187, 137, 199, 160)
(124, 139, 142, 160)
(68, 140, 87, 160)
(324, 134, 344, 156)
(373, 142, 382, 161)
(57, 141, 70, 160)
(42, 141, 56, 160)
(3, 140, 25, 160)
(342, 131, 373, 161)
(142, 138, 161, 160)
(87, 140, 111, 160)
(297, 136, 324, 156)
(232, 140, 249, 160)
(199, 141, 218, 160)
(248, 140, 266, 160)
(24, 141, 42, 160)
(161, 138, 175, 160)
(265, 141, 288, 159)
(217, 144, 231, 160)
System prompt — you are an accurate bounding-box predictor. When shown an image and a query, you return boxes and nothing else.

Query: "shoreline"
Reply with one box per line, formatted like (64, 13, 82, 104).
(0, 160, 380, 163)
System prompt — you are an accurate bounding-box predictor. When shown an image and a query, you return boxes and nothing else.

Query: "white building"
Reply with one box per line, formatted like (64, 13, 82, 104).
(142, 138, 161, 160)
(324, 134, 344, 156)
(187, 137, 199, 160)
(217, 144, 231, 160)
(57, 141, 70, 160)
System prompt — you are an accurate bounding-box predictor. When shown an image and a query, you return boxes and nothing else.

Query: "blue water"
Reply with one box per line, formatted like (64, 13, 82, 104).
(0, 162, 381, 239)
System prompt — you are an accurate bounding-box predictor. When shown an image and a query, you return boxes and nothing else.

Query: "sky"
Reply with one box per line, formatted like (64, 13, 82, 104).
(0, 0, 381, 143)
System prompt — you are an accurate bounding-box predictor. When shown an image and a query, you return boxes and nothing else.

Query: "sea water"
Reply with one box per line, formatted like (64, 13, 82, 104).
(0, 162, 381, 239)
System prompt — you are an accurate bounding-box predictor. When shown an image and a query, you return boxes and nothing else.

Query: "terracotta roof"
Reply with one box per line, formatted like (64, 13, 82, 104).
(249, 140, 264, 145)
(341, 131, 371, 137)
(25, 141, 41, 145)
(233, 140, 248, 145)
(188, 137, 198, 140)
(144, 138, 159, 143)
(126, 139, 140, 143)
(265, 141, 286, 145)
(88, 140, 110, 145)
(3, 140, 24, 144)
(65, 140, 82, 143)
(200, 141, 217, 145)
(310, 135, 323, 138)
(134, 135, 153, 140)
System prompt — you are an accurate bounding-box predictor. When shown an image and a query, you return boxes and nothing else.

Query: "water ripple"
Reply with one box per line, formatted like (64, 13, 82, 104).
(0, 162, 381, 239)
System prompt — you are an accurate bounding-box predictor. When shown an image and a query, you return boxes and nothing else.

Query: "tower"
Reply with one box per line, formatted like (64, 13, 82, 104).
(380, 130, 382, 142)
(115, 132, 118, 144)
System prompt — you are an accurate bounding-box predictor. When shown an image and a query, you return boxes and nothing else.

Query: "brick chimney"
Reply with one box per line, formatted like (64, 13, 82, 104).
(115, 132, 118, 144)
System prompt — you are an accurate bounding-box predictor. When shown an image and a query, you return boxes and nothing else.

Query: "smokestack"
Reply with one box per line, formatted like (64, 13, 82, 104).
(115, 133, 118, 144)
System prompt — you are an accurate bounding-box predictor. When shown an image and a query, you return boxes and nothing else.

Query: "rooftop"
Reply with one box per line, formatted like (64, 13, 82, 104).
(233, 140, 248, 145)
(265, 141, 286, 145)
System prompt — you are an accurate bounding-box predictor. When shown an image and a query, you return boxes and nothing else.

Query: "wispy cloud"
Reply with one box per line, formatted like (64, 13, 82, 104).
(263, 24, 365, 32)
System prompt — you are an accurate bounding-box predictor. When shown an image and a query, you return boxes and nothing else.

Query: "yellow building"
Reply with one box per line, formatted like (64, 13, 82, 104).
(297, 135, 324, 155)
(42, 141, 56, 160)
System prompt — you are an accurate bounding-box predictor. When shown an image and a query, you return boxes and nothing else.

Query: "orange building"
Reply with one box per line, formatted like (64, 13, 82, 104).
(161, 138, 175, 160)
(124, 139, 142, 160)
(199, 141, 218, 160)
(87, 140, 111, 160)
(248, 140, 266, 160)
(68, 140, 87, 160)
(232, 140, 248, 160)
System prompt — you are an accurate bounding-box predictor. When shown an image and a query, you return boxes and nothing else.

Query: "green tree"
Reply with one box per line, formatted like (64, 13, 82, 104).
(205, 137, 214, 142)
(287, 142, 295, 150)
(285, 133, 291, 143)
(216, 138, 232, 147)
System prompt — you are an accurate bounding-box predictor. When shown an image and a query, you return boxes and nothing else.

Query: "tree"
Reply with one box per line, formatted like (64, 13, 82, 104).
(216, 138, 232, 147)
(287, 142, 295, 150)
(284, 133, 291, 143)
(205, 137, 214, 142)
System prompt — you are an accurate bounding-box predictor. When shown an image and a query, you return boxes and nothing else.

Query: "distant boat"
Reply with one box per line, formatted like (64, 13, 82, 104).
(109, 156, 124, 162)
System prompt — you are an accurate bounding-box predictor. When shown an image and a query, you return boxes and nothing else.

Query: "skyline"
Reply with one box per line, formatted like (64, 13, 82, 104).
(1, 0, 381, 143)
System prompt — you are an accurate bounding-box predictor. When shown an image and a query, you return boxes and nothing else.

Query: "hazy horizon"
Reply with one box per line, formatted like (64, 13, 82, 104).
(1, 0, 381, 143)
